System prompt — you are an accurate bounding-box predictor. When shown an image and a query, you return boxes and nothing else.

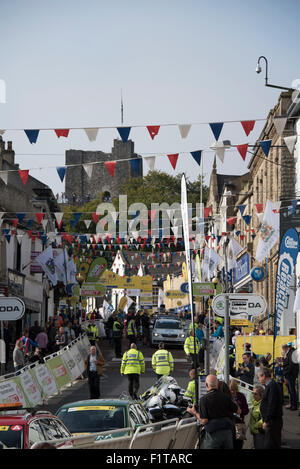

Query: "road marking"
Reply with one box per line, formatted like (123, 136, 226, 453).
(111, 357, 187, 363)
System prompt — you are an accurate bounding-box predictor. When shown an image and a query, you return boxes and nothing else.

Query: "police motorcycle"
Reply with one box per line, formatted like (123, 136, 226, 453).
(140, 376, 193, 423)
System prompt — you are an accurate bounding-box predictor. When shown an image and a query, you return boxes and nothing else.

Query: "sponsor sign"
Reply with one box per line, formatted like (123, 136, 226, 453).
(274, 228, 300, 337)
(32, 364, 58, 397)
(250, 267, 265, 282)
(233, 253, 250, 285)
(212, 293, 267, 318)
(0, 297, 25, 321)
(165, 290, 186, 299)
(19, 371, 42, 407)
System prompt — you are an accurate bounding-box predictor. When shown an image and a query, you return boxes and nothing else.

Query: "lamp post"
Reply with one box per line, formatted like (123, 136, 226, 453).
(76, 273, 84, 324)
(255, 56, 295, 91)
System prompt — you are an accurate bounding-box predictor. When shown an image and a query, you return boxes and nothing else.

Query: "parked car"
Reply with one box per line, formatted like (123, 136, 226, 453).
(151, 318, 186, 347)
(0, 403, 73, 449)
(55, 398, 150, 438)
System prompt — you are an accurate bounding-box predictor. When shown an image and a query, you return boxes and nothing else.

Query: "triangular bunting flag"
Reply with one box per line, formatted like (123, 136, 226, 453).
(35, 213, 45, 224)
(117, 127, 131, 143)
(0, 171, 8, 185)
(255, 203, 263, 213)
(238, 205, 246, 215)
(259, 139, 272, 157)
(56, 166, 66, 182)
(227, 217, 237, 227)
(83, 164, 93, 179)
(17, 213, 26, 223)
(284, 135, 297, 155)
(84, 128, 99, 142)
(190, 150, 202, 166)
(24, 129, 40, 144)
(178, 124, 191, 139)
(204, 207, 211, 218)
(92, 212, 100, 224)
(55, 129, 70, 138)
(237, 143, 248, 161)
(54, 213, 64, 230)
(242, 215, 252, 225)
(130, 159, 141, 175)
(18, 169, 29, 186)
(273, 116, 287, 136)
(74, 212, 82, 224)
(104, 161, 116, 177)
(147, 125, 160, 140)
(167, 153, 179, 170)
(241, 120, 255, 136)
(144, 156, 156, 171)
(209, 122, 223, 141)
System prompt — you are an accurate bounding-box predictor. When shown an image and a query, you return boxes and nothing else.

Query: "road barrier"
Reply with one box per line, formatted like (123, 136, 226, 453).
(30, 417, 199, 450)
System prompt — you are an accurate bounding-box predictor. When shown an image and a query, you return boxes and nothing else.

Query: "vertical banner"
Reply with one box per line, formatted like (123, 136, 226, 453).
(274, 228, 300, 338)
(181, 175, 193, 316)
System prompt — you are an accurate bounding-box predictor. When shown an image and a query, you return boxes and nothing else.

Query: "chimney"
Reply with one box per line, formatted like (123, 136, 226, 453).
(3, 140, 15, 165)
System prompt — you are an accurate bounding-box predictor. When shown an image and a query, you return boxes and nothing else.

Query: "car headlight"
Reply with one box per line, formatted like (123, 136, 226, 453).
(154, 333, 159, 337)
(180, 334, 185, 338)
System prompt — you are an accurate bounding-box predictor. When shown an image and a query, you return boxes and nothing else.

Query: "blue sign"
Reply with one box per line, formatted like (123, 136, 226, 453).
(233, 253, 250, 285)
(180, 282, 189, 294)
(250, 267, 265, 282)
(274, 228, 300, 338)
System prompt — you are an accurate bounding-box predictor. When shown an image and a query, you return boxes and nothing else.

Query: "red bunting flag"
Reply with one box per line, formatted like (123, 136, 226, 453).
(55, 129, 70, 138)
(240, 234, 245, 240)
(241, 120, 255, 136)
(19, 169, 29, 186)
(204, 207, 211, 218)
(12, 219, 18, 228)
(104, 161, 116, 177)
(255, 203, 263, 213)
(92, 213, 100, 223)
(167, 153, 179, 170)
(237, 144, 248, 161)
(227, 217, 237, 226)
(147, 125, 160, 140)
(35, 213, 45, 224)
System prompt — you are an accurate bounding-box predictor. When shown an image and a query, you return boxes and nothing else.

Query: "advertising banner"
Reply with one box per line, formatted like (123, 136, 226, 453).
(99, 271, 152, 292)
(45, 356, 71, 390)
(32, 364, 58, 398)
(0, 378, 27, 406)
(235, 335, 296, 367)
(19, 371, 42, 407)
(60, 349, 82, 381)
(274, 228, 300, 337)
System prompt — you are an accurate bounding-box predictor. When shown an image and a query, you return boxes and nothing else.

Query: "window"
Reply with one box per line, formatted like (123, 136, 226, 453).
(28, 421, 44, 448)
(132, 404, 148, 425)
(129, 407, 140, 428)
(38, 418, 65, 441)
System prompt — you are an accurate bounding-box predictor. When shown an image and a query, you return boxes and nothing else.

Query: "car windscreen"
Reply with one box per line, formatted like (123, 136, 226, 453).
(0, 425, 24, 448)
(56, 406, 126, 434)
(155, 321, 181, 329)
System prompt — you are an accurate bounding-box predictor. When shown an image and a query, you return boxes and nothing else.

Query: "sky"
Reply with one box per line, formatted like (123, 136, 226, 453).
(0, 0, 300, 199)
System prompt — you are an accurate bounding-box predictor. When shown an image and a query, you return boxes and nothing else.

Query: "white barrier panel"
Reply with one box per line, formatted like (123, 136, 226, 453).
(129, 419, 179, 450)
(19, 370, 42, 407)
(171, 417, 199, 449)
(31, 363, 58, 399)
(60, 348, 82, 381)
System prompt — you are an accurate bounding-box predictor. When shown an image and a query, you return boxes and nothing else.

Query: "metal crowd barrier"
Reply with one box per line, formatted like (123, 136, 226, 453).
(170, 417, 200, 449)
(129, 418, 179, 450)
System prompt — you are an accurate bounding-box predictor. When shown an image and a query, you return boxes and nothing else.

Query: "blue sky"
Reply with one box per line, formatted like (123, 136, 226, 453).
(0, 0, 299, 197)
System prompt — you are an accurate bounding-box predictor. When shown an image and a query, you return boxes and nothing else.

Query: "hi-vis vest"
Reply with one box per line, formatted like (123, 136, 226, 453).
(113, 321, 122, 338)
(120, 349, 145, 375)
(184, 379, 196, 404)
(152, 349, 174, 376)
(184, 336, 200, 355)
(86, 324, 98, 340)
(127, 319, 136, 337)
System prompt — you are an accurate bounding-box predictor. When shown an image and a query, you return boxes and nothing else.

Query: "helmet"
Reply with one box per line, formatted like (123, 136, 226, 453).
(146, 395, 163, 408)
(158, 388, 176, 404)
(168, 384, 181, 396)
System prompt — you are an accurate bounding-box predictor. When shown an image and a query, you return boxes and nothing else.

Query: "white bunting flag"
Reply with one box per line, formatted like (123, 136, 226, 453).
(273, 116, 287, 136)
(284, 135, 297, 155)
(84, 128, 99, 142)
(0, 171, 8, 185)
(178, 124, 192, 139)
(54, 213, 64, 229)
(83, 164, 93, 179)
(84, 220, 92, 229)
(210, 142, 226, 163)
(144, 156, 156, 171)
(227, 237, 243, 271)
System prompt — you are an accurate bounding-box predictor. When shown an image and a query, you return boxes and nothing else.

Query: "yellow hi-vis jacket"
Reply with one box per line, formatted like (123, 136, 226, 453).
(86, 324, 98, 340)
(120, 349, 145, 375)
(184, 336, 200, 355)
(127, 319, 136, 337)
(184, 379, 196, 405)
(152, 349, 174, 376)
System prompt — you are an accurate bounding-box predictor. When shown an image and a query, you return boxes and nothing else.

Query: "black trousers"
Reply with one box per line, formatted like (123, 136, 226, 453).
(286, 375, 298, 409)
(88, 371, 100, 399)
(264, 417, 283, 449)
(114, 337, 122, 358)
(127, 373, 140, 399)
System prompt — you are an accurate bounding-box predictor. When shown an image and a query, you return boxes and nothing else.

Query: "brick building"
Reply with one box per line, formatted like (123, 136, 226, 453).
(65, 139, 143, 204)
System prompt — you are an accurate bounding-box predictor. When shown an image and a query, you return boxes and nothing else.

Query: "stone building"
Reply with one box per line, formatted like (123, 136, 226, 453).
(0, 136, 60, 338)
(65, 139, 143, 204)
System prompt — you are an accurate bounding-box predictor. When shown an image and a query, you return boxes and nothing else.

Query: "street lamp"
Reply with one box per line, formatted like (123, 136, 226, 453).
(76, 273, 85, 323)
(255, 56, 295, 91)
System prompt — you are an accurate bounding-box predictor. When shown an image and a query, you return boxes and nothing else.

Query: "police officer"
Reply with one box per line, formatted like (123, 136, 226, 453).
(86, 319, 99, 346)
(152, 342, 174, 380)
(113, 316, 123, 358)
(184, 330, 201, 369)
(120, 343, 145, 399)
(127, 314, 137, 347)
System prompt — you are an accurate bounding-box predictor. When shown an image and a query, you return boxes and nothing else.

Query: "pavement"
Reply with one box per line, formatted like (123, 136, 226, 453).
(3, 336, 300, 449)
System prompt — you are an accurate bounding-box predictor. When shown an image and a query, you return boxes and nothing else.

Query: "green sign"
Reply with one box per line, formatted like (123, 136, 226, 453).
(46, 356, 71, 390)
(193, 282, 222, 297)
(86, 257, 107, 283)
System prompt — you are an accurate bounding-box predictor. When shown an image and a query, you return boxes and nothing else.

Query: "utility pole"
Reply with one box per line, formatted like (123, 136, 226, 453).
(223, 236, 230, 385)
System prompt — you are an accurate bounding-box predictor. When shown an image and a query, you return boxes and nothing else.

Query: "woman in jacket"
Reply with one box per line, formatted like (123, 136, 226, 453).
(229, 379, 249, 449)
(249, 385, 265, 449)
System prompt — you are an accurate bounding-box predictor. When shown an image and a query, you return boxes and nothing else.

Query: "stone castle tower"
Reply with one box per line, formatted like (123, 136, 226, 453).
(65, 139, 143, 204)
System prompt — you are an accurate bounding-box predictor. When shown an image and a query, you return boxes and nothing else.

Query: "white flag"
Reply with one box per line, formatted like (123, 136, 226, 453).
(284, 135, 297, 155)
(144, 156, 156, 171)
(158, 288, 165, 308)
(178, 124, 191, 139)
(210, 141, 226, 163)
(255, 200, 280, 262)
(227, 237, 243, 271)
(35, 246, 58, 286)
(273, 116, 287, 136)
(83, 164, 93, 179)
(84, 128, 99, 142)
